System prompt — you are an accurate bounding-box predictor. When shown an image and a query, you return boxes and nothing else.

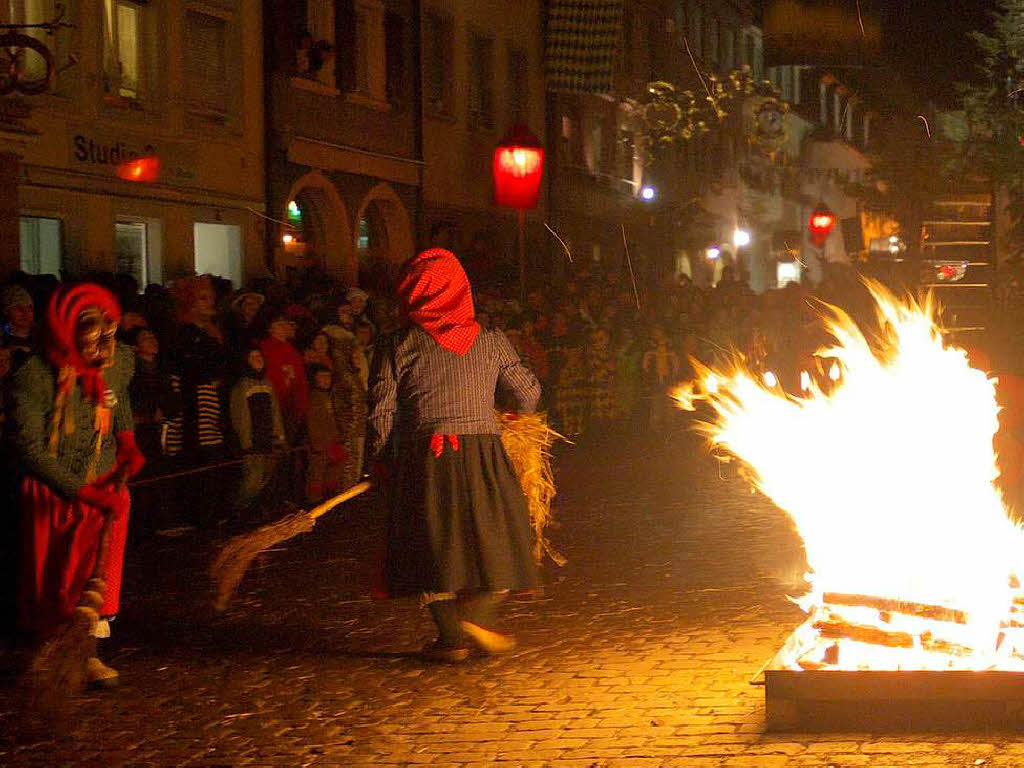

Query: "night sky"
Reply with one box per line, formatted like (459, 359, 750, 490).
(758, 0, 998, 105)
(876, 0, 995, 104)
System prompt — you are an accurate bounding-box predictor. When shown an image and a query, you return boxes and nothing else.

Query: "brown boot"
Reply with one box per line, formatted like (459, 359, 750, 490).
(85, 656, 119, 690)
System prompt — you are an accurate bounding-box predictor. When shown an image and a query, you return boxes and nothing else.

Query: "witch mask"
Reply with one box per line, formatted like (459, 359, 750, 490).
(75, 305, 118, 369)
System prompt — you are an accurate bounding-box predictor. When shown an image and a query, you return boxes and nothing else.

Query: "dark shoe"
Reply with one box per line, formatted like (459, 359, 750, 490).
(421, 640, 470, 663)
(459, 620, 517, 654)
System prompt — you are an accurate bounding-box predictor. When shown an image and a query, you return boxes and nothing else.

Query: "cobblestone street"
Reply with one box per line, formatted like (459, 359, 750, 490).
(0, 426, 1018, 767)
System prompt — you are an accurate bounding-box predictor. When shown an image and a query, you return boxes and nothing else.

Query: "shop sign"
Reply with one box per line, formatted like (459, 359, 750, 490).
(69, 128, 197, 182)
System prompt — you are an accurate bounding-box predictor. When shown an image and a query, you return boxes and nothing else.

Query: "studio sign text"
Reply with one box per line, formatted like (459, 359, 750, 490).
(73, 134, 156, 166)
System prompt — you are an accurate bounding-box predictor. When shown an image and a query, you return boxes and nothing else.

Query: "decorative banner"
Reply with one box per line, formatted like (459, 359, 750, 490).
(546, 0, 622, 94)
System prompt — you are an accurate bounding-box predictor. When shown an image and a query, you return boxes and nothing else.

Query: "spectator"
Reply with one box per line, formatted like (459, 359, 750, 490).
(230, 346, 286, 517)
(642, 326, 681, 432)
(305, 364, 347, 503)
(1, 284, 35, 364)
(259, 310, 309, 441)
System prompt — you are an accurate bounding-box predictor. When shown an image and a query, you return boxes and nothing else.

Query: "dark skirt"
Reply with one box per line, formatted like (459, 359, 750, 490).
(384, 433, 540, 597)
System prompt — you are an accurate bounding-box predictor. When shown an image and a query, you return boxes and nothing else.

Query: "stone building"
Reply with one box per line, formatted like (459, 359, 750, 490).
(0, 0, 265, 288)
(262, 0, 420, 288)
(418, 0, 547, 291)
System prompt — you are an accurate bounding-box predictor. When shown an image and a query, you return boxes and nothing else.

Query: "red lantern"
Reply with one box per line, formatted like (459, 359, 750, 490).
(115, 155, 161, 183)
(493, 124, 544, 210)
(808, 203, 837, 248)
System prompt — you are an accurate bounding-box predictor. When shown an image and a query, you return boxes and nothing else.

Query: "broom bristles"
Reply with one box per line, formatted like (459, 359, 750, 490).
(497, 411, 567, 566)
(212, 413, 566, 612)
(27, 605, 97, 712)
(210, 509, 316, 612)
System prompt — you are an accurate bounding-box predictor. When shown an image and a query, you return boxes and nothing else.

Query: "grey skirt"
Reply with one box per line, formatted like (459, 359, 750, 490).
(384, 433, 540, 598)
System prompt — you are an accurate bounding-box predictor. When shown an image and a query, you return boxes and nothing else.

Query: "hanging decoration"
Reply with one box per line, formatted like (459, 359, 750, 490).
(639, 65, 784, 155)
(0, 3, 74, 97)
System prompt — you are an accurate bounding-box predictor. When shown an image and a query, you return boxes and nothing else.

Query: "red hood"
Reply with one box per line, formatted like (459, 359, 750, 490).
(396, 248, 481, 355)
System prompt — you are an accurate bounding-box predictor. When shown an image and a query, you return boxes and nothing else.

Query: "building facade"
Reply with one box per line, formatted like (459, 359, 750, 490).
(1, 0, 265, 288)
(263, 0, 420, 288)
(545, 0, 765, 288)
(418, 0, 546, 290)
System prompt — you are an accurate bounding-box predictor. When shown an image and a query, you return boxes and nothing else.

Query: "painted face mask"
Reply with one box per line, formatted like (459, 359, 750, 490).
(74, 306, 118, 370)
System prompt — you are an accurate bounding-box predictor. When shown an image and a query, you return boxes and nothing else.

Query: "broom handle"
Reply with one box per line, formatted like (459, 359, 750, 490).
(308, 480, 373, 521)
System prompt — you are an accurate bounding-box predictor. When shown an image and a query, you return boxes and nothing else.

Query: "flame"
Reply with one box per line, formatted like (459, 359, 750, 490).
(692, 281, 1024, 670)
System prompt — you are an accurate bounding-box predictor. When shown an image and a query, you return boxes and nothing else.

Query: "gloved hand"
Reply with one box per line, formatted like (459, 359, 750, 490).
(115, 430, 146, 479)
(77, 483, 125, 516)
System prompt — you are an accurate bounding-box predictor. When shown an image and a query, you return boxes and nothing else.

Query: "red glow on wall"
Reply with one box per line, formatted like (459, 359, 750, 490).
(115, 155, 161, 183)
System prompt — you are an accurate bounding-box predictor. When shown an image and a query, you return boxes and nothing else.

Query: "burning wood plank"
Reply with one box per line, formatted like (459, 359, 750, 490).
(822, 592, 969, 624)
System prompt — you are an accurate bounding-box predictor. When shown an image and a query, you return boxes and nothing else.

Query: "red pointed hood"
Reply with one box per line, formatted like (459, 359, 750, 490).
(396, 248, 481, 354)
(46, 283, 121, 403)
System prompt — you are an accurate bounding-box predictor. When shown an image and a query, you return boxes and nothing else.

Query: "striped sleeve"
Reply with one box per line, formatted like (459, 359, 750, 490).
(367, 331, 399, 460)
(495, 330, 541, 414)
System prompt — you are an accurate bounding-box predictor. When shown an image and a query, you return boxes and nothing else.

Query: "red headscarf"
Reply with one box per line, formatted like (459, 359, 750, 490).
(46, 284, 121, 403)
(396, 248, 481, 354)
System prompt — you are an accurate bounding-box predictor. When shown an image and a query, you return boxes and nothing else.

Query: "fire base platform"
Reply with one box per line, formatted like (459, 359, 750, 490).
(765, 668, 1024, 731)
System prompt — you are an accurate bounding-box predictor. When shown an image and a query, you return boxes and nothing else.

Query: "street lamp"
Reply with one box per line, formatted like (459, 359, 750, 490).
(732, 228, 751, 248)
(640, 185, 656, 201)
(808, 202, 837, 249)
(493, 124, 544, 299)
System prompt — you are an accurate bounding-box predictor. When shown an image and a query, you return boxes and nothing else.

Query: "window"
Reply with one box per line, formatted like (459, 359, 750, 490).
(115, 221, 148, 286)
(115, 219, 161, 287)
(689, 2, 702, 57)
(587, 121, 603, 174)
(468, 33, 494, 128)
(423, 11, 453, 115)
(616, 127, 635, 182)
(619, 8, 633, 78)
(722, 28, 734, 70)
(351, 0, 386, 102)
(705, 14, 718, 66)
(103, 0, 143, 99)
(507, 47, 528, 125)
(194, 223, 242, 288)
(357, 217, 370, 250)
(185, 10, 228, 110)
(19, 216, 61, 275)
(385, 12, 405, 104)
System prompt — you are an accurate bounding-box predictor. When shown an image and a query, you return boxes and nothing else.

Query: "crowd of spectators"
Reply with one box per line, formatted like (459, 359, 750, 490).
(0, 253, 874, 541)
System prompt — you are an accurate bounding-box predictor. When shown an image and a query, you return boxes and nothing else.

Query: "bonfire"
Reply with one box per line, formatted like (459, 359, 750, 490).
(675, 282, 1024, 672)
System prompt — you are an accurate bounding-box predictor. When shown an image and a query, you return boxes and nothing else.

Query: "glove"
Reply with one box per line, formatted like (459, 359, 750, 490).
(327, 437, 349, 465)
(115, 430, 146, 479)
(77, 483, 123, 516)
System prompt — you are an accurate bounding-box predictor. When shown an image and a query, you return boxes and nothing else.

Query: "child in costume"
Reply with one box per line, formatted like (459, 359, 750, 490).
(305, 365, 348, 503)
(585, 327, 617, 426)
(641, 326, 681, 432)
(230, 347, 286, 516)
(554, 345, 588, 437)
(8, 284, 145, 688)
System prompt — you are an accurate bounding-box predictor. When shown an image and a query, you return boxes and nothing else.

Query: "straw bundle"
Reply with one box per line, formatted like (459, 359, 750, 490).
(496, 412, 567, 566)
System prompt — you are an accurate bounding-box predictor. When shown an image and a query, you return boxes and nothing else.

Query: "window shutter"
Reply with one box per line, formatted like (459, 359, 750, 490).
(335, 0, 356, 92)
(385, 12, 404, 104)
(186, 10, 227, 108)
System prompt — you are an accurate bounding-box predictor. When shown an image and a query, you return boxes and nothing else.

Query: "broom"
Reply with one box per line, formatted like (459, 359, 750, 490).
(210, 480, 371, 613)
(28, 499, 117, 704)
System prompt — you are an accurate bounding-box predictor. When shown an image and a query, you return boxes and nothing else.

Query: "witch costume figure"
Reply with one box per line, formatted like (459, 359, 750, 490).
(8, 284, 144, 688)
(367, 248, 541, 662)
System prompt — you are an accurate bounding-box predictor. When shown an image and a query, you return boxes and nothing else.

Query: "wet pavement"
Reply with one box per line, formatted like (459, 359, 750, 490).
(0, 424, 1016, 766)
